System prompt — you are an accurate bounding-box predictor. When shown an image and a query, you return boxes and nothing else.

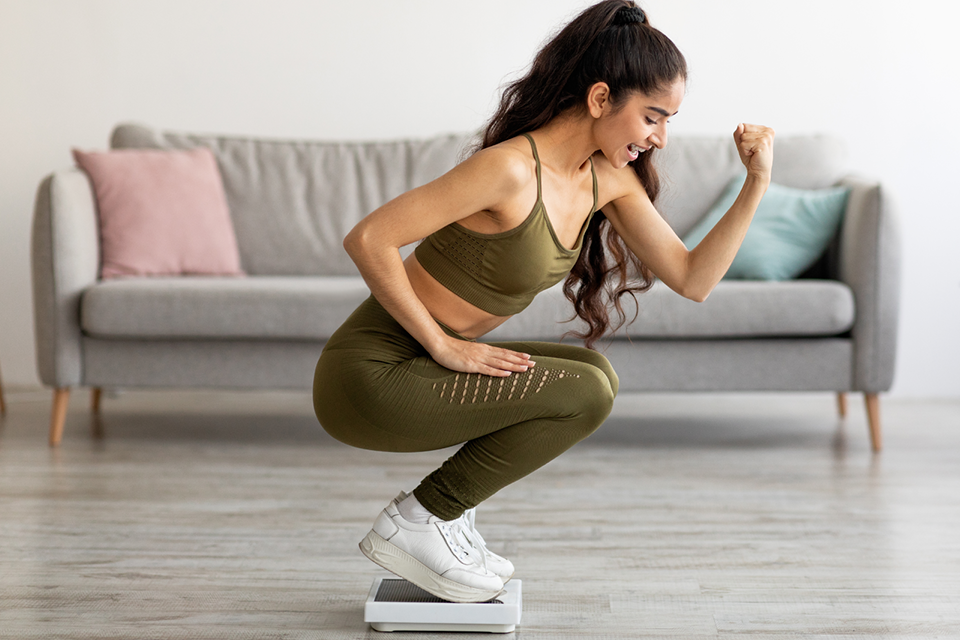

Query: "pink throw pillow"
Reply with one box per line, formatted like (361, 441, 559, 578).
(73, 147, 244, 279)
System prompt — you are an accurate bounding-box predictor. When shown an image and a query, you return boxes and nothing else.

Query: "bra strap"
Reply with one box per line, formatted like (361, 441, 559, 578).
(588, 156, 599, 213)
(522, 133, 543, 202)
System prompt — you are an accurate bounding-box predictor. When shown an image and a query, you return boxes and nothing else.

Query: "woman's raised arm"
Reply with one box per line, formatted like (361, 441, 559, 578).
(603, 123, 775, 301)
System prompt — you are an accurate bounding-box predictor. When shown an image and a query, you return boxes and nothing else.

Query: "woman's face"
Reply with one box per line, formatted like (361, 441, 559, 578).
(596, 78, 685, 168)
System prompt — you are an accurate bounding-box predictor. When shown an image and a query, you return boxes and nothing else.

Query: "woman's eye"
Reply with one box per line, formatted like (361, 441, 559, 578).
(646, 118, 657, 125)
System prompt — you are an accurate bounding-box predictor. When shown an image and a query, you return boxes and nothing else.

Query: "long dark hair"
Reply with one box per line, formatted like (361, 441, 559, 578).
(478, 0, 687, 348)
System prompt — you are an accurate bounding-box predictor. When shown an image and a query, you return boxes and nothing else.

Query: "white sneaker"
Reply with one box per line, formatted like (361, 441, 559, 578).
(391, 491, 515, 583)
(462, 508, 515, 583)
(359, 498, 504, 603)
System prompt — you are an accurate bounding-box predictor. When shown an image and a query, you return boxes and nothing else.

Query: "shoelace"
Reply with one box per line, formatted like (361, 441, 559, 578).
(458, 509, 498, 565)
(437, 520, 488, 571)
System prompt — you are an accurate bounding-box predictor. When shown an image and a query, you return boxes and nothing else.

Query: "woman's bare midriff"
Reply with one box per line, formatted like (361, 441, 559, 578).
(404, 253, 512, 340)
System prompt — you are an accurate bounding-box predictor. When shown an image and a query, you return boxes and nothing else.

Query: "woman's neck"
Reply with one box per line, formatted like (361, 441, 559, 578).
(530, 112, 599, 179)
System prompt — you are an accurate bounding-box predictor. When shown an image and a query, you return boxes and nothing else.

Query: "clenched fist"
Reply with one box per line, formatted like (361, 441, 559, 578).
(734, 123, 775, 183)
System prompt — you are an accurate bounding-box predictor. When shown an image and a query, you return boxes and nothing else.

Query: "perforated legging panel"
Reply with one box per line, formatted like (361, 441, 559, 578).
(432, 367, 580, 405)
(314, 296, 618, 521)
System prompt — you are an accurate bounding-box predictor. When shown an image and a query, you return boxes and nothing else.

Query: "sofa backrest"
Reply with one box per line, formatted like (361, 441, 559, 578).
(654, 134, 848, 237)
(111, 124, 848, 276)
(111, 124, 471, 276)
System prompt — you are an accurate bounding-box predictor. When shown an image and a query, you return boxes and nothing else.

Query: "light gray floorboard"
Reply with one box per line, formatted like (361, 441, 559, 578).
(0, 388, 958, 639)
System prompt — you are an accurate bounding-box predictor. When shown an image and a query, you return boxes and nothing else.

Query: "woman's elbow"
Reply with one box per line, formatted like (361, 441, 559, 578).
(689, 290, 710, 303)
(683, 287, 710, 303)
(343, 225, 370, 261)
(671, 253, 712, 302)
(343, 223, 401, 269)
(676, 280, 711, 303)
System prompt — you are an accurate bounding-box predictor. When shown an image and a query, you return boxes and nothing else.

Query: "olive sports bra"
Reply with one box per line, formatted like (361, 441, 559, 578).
(414, 134, 598, 316)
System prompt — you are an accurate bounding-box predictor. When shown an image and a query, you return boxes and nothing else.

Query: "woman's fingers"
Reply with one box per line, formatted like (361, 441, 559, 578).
(433, 338, 535, 376)
(733, 123, 775, 179)
(478, 356, 534, 377)
(488, 346, 535, 373)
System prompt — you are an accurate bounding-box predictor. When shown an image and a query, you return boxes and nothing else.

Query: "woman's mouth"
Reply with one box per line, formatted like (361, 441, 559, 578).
(627, 143, 647, 161)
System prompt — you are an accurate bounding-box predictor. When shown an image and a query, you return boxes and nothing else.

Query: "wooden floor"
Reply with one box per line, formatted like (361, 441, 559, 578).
(1, 388, 958, 639)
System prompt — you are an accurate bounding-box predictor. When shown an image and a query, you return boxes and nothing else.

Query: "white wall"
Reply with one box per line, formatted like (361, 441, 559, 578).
(2, 0, 958, 396)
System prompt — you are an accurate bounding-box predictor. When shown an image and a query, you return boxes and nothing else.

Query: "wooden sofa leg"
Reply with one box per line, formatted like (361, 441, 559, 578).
(90, 387, 104, 440)
(49, 388, 70, 447)
(836, 392, 847, 418)
(865, 393, 883, 452)
(0, 363, 6, 416)
(91, 387, 102, 415)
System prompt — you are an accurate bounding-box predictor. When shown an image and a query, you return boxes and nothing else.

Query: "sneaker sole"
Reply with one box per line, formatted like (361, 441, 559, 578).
(359, 530, 503, 603)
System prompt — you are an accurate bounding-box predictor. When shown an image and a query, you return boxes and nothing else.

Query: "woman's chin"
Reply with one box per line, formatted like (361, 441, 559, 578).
(600, 149, 635, 169)
(621, 151, 640, 168)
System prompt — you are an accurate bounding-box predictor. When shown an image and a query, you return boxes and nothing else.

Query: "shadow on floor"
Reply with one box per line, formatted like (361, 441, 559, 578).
(586, 413, 843, 450)
(84, 410, 844, 452)
(87, 411, 341, 446)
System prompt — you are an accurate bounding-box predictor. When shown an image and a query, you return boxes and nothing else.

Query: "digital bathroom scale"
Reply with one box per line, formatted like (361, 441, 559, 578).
(364, 577, 522, 633)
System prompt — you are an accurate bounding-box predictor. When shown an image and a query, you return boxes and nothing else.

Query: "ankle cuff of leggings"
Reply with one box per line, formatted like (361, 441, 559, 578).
(412, 483, 465, 522)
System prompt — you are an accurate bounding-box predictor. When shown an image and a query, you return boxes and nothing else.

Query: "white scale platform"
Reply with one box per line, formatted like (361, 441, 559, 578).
(364, 577, 522, 633)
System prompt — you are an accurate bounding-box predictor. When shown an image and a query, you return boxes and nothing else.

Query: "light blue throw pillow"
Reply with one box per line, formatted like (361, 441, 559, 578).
(682, 173, 851, 281)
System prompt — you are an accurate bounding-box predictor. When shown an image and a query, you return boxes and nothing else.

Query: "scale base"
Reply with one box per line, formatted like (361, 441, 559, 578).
(364, 577, 522, 633)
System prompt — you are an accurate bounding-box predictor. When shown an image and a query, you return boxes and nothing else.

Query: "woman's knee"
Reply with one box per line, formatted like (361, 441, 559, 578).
(588, 367, 616, 420)
(559, 347, 619, 398)
(575, 351, 619, 399)
(564, 365, 615, 440)
(591, 352, 619, 398)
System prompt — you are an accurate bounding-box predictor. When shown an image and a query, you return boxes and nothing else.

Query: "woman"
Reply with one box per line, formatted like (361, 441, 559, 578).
(313, 0, 774, 602)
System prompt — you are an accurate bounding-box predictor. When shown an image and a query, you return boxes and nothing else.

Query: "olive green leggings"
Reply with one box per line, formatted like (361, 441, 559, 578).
(313, 296, 618, 521)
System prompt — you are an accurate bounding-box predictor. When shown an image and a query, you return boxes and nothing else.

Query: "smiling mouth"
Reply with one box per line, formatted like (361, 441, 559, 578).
(627, 143, 648, 159)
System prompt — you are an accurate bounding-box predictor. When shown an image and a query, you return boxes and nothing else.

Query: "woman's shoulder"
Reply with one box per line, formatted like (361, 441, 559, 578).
(458, 138, 537, 196)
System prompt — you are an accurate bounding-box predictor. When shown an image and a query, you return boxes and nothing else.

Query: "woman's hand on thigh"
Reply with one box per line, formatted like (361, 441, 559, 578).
(432, 337, 535, 377)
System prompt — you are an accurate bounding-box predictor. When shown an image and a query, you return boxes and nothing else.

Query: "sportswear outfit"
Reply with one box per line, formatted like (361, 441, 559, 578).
(313, 134, 619, 599)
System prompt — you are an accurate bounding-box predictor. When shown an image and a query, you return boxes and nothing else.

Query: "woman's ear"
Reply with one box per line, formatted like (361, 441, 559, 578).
(586, 82, 611, 119)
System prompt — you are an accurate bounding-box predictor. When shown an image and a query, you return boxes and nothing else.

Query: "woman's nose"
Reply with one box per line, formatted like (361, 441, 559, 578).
(650, 125, 667, 150)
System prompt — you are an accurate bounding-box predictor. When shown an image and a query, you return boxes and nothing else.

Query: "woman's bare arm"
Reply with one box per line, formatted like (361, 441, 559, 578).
(343, 145, 536, 376)
(603, 123, 775, 301)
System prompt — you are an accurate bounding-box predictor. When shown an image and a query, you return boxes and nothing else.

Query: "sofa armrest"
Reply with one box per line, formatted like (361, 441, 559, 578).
(837, 175, 902, 393)
(31, 170, 100, 388)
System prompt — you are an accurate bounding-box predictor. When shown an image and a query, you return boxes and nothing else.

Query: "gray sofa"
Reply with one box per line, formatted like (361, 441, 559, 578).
(32, 124, 900, 450)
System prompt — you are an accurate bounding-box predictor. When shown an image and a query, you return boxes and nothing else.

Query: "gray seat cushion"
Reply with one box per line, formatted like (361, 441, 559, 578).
(82, 277, 854, 341)
(82, 277, 371, 340)
(488, 280, 855, 341)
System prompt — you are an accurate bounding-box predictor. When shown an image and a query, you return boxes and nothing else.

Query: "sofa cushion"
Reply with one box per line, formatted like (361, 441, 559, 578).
(72, 147, 243, 279)
(81, 277, 854, 341)
(486, 280, 855, 341)
(81, 277, 371, 340)
(683, 173, 851, 281)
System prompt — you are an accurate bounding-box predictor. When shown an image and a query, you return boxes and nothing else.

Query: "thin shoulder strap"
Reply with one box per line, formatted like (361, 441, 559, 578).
(588, 156, 599, 213)
(522, 133, 543, 201)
